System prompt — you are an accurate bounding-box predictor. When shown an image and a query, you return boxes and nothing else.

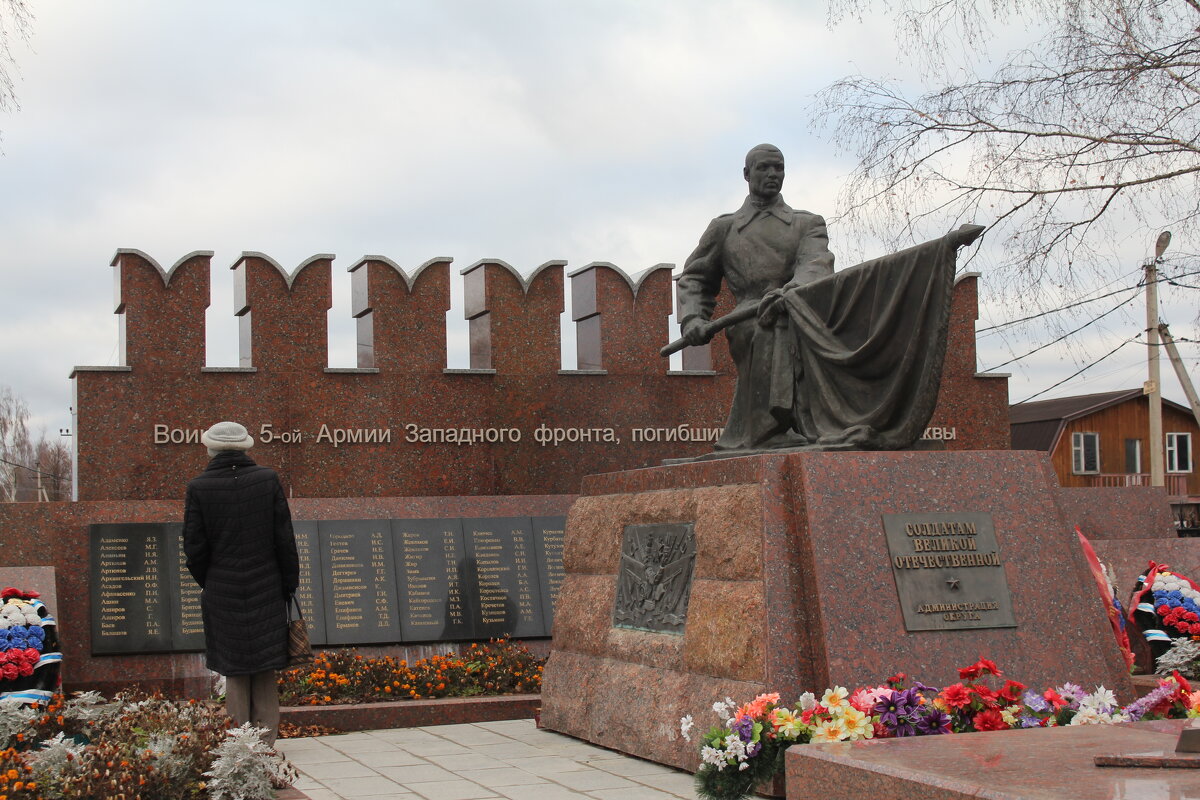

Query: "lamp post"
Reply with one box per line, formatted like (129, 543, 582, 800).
(1146, 231, 1171, 488)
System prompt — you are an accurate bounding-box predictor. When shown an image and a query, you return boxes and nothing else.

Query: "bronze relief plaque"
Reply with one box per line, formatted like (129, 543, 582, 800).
(613, 523, 696, 634)
(882, 512, 1017, 631)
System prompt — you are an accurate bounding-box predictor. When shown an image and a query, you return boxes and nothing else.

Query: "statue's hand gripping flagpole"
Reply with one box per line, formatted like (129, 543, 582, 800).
(659, 304, 759, 357)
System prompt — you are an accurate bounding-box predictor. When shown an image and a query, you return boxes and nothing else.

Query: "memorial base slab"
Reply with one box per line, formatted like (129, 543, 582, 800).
(786, 719, 1200, 799)
(540, 451, 1134, 779)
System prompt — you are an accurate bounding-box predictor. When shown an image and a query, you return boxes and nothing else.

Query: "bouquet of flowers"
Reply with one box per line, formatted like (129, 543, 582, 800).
(0, 587, 61, 706)
(682, 692, 802, 800)
(682, 658, 1155, 800)
(1129, 563, 1200, 669)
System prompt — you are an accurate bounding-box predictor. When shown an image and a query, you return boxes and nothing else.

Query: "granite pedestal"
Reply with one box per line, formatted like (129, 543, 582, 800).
(785, 719, 1200, 799)
(540, 451, 1135, 778)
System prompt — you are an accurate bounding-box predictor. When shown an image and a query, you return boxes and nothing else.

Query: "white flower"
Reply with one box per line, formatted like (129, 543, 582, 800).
(722, 733, 749, 761)
(797, 692, 816, 711)
(680, 715, 694, 741)
(821, 686, 850, 710)
(701, 746, 727, 770)
(739, 762, 750, 771)
(1080, 687, 1118, 713)
(712, 700, 729, 717)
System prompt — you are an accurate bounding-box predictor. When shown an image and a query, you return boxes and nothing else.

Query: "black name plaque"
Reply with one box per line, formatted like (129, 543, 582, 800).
(882, 512, 1017, 631)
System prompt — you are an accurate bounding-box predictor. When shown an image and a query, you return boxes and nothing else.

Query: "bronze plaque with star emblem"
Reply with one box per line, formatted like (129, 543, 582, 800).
(882, 512, 1017, 631)
(612, 523, 697, 634)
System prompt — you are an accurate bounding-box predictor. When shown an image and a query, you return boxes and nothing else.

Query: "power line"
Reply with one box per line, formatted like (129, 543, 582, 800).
(982, 293, 1138, 371)
(1012, 338, 1137, 405)
(978, 285, 1140, 335)
(0, 457, 61, 481)
(978, 268, 1200, 336)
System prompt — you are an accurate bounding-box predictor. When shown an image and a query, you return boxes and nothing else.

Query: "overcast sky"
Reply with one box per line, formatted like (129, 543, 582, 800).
(0, 1, 1196, 443)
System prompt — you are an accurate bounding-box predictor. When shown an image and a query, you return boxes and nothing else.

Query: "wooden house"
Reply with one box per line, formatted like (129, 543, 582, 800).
(1010, 389, 1200, 528)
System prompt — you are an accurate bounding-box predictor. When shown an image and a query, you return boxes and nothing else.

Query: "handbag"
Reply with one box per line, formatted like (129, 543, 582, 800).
(286, 596, 313, 666)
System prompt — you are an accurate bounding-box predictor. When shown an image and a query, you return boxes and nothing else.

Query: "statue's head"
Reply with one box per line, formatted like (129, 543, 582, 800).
(744, 144, 784, 200)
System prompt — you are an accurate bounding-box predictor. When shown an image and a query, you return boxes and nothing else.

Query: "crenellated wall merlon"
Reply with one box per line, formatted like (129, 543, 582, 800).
(94, 250, 1001, 384)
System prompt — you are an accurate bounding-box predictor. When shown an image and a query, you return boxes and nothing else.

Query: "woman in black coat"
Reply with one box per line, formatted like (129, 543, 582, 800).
(183, 421, 299, 744)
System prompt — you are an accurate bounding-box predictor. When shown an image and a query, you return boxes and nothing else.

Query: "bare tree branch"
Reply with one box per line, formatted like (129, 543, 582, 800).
(819, 0, 1200, 298)
(0, 0, 31, 116)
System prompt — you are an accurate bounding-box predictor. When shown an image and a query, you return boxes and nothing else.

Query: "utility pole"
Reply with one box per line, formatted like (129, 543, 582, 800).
(1146, 231, 1171, 488)
(1159, 324, 1200, 430)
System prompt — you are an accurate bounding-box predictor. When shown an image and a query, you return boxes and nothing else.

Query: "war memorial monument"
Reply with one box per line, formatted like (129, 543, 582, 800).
(0, 143, 1193, 798)
(536, 145, 1190, 796)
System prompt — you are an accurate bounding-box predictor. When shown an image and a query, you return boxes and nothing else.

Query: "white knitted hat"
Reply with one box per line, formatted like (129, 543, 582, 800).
(201, 421, 254, 453)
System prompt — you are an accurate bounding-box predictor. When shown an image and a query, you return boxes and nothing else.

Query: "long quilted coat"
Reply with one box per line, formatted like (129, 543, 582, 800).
(183, 451, 300, 676)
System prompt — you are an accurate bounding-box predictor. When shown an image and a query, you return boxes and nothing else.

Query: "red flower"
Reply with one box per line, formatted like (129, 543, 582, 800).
(958, 658, 1002, 680)
(0, 663, 17, 681)
(1043, 689, 1067, 710)
(998, 680, 1026, 704)
(1186, 611, 1199, 622)
(940, 683, 972, 709)
(1174, 672, 1193, 696)
(971, 685, 1000, 709)
(1191, 623, 1200, 636)
(1159, 605, 1173, 616)
(886, 673, 907, 688)
(972, 708, 1008, 732)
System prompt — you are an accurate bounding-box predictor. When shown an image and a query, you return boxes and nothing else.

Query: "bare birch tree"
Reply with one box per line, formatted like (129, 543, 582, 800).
(0, 386, 33, 502)
(817, 0, 1200, 303)
(0, 386, 69, 502)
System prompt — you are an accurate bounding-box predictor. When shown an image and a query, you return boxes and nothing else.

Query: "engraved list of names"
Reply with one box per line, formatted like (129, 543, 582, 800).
(90, 523, 173, 654)
(90, 514, 567, 654)
(319, 520, 402, 645)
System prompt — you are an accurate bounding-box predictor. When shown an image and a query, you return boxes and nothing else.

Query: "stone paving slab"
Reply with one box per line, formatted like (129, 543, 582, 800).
(276, 719, 698, 800)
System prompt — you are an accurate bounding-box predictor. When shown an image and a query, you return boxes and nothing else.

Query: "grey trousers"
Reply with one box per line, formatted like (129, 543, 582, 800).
(225, 670, 279, 745)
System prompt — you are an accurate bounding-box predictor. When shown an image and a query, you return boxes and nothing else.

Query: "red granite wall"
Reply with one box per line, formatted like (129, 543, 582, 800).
(72, 252, 1009, 501)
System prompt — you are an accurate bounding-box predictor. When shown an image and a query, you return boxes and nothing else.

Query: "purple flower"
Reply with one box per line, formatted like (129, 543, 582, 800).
(896, 688, 923, 710)
(1125, 683, 1178, 722)
(1018, 715, 1043, 729)
(1023, 690, 1050, 713)
(747, 741, 762, 757)
(732, 715, 755, 742)
(873, 691, 904, 727)
(915, 707, 952, 735)
(1057, 683, 1085, 708)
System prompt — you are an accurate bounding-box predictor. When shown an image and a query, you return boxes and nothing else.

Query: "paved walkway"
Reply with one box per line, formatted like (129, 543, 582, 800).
(277, 719, 698, 800)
